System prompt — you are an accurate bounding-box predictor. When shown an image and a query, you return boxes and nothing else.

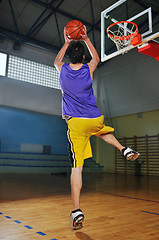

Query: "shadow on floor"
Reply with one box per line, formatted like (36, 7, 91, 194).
(75, 231, 94, 240)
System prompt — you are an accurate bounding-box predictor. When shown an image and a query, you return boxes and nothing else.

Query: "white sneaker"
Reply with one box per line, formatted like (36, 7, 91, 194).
(121, 147, 140, 161)
(70, 209, 84, 230)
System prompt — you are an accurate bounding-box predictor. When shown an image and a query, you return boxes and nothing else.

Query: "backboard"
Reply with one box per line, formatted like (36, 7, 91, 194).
(101, 0, 159, 62)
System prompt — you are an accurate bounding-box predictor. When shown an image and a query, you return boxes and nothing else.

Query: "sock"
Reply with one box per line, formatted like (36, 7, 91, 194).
(72, 209, 82, 214)
(121, 147, 127, 154)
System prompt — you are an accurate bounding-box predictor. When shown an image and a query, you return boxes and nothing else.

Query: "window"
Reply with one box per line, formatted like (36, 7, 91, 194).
(0, 52, 7, 76)
(7, 55, 61, 90)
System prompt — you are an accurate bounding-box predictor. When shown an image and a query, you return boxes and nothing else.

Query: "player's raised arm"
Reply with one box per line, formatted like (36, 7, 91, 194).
(54, 28, 73, 72)
(81, 26, 100, 75)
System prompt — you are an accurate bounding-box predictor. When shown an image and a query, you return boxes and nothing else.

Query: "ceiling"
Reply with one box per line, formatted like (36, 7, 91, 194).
(0, 0, 158, 60)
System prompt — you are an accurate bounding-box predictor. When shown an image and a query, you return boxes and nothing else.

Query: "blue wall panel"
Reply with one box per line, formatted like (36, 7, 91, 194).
(0, 106, 68, 154)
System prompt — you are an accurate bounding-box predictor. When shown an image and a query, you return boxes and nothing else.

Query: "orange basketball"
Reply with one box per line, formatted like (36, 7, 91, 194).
(65, 20, 84, 40)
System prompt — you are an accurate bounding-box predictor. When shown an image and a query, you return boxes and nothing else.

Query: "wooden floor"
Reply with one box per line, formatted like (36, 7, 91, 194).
(0, 172, 159, 240)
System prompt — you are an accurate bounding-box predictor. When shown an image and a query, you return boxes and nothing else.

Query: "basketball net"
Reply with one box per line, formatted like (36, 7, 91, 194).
(107, 20, 141, 52)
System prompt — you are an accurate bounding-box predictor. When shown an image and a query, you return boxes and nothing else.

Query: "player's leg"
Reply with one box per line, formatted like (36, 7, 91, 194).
(70, 166, 84, 230)
(98, 133, 124, 151)
(71, 166, 83, 210)
(67, 118, 88, 230)
(98, 133, 140, 161)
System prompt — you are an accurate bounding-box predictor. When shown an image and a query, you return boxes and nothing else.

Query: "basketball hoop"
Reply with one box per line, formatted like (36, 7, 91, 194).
(106, 21, 141, 52)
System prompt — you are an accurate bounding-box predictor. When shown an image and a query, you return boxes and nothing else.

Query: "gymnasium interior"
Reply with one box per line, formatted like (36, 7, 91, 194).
(0, 0, 159, 239)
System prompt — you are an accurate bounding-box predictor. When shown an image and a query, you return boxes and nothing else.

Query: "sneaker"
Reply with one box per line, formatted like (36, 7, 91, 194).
(121, 147, 140, 161)
(70, 209, 84, 230)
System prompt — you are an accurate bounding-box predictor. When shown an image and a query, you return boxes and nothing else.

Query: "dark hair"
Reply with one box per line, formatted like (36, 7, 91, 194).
(68, 42, 85, 64)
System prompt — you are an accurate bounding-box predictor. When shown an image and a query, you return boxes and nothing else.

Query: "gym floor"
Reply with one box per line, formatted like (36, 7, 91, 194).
(0, 172, 159, 240)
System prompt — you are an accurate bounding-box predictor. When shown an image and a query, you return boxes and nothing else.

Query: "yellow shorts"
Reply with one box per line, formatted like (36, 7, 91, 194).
(67, 115, 114, 168)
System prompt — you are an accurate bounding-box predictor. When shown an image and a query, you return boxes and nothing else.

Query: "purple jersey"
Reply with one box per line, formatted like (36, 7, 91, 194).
(59, 63, 102, 119)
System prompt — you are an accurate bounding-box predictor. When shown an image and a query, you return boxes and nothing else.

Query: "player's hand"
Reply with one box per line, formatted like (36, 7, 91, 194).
(80, 25, 88, 41)
(64, 27, 73, 44)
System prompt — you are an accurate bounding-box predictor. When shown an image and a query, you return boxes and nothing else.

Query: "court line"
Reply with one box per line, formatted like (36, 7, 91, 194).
(83, 186, 159, 203)
(14, 220, 22, 223)
(141, 211, 159, 216)
(24, 225, 33, 229)
(0, 211, 58, 240)
(37, 231, 47, 236)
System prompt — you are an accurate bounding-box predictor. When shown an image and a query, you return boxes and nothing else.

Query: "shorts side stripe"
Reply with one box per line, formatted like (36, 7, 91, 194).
(67, 129, 76, 168)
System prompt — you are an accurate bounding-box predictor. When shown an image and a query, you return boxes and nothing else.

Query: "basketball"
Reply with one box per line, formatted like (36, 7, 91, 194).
(65, 20, 84, 40)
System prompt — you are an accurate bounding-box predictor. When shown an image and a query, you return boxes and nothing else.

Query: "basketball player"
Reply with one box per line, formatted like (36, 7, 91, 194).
(54, 26, 140, 230)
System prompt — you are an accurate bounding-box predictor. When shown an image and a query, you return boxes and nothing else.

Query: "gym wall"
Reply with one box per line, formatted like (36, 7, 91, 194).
(0, 40, 68, 161)
(93, 48, 159, 173)
(0, 106, 68, 155)
(96, 48, 159, 118)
